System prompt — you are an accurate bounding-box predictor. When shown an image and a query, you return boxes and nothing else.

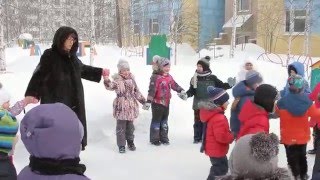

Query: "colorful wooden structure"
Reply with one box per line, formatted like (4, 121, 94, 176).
(310, 60, 320, 90)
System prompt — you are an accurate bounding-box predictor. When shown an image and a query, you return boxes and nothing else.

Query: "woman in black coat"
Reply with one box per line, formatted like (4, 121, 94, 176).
(25, 26, 108, 150)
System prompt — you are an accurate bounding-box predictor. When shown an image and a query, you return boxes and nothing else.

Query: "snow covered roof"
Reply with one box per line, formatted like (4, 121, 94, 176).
(223, 14, 253, 28)
(19, 33, 33, 40)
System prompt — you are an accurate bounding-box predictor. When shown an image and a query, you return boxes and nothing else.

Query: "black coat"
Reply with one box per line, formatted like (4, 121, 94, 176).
(25, 27, 102, 149)
(186, 72, 231, 109)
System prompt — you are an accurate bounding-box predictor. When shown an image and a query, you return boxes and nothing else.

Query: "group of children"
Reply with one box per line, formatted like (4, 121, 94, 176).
(102, 55, 235, 153)
(97, 55, 320, 179)
(196, 59, 320, 180)
(2, 54, 320, 179)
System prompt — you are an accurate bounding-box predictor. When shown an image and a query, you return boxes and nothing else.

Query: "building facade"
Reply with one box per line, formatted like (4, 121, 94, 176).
(198, 0, 225, 49)
(275, 0, 319, 56)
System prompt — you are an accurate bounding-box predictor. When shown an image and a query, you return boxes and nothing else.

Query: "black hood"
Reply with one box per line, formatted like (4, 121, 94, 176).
(52, 26, 79, 56)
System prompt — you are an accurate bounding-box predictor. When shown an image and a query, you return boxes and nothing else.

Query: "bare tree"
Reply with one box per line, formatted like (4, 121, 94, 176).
(230, 0, 237, 58)
(256, 0, 284, 53)
(0, 3, 6, 72)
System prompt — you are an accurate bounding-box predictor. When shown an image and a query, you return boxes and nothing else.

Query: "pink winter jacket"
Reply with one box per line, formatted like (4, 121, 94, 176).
(147, 72, 183, 107)
(104, 73, 146, 121)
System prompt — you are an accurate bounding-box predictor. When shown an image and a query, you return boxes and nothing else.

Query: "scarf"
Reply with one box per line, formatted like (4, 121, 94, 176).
(192, 70, 212, 88)
(29, 156, 86, 176)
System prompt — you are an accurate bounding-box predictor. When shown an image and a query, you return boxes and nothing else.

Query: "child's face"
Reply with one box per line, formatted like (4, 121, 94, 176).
(290, 70, 297, 76)
(162, 65, 171, 74)
(222, 101, 229, 109)
(196, 64, 203, 73)
(119, 69, 130, 78)
(245, 63, 253, 70)
(2, 101, 10, 110)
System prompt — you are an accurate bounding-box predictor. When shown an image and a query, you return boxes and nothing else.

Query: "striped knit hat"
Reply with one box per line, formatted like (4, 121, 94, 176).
(0, 109, 18, 154)
(207, 86, 229, 106)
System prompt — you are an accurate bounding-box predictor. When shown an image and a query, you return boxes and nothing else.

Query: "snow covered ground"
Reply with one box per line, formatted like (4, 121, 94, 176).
(1, 43, 319, 179)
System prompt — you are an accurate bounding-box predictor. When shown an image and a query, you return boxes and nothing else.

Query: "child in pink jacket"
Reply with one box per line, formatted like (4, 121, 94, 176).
(103, 59, 146, 153)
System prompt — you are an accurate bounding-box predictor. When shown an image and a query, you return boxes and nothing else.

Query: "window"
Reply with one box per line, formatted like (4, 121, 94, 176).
(134, 20, 140, 34)
(285, 10, 306, 33)
(149, 18, 159, 34)
(238, 0, 250, 11)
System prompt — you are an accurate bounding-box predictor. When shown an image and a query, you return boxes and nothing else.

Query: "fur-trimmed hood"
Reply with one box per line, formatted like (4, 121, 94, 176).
(51, 26, 79, 56)
(227, 133, 292, 179)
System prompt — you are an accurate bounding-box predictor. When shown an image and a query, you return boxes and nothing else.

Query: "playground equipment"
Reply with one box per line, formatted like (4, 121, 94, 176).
(146, 35, 170, 65)
(18, 33, 34, 49)
(310, 60, 320, 90)
(30, 44, 41, 56)
(77, 41, 97, 57)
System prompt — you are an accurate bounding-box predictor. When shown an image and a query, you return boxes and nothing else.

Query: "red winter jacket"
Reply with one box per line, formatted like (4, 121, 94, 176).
(200, 108, 234, 158)
(309, 83, 320, 128)
(237, 100, 269, 140)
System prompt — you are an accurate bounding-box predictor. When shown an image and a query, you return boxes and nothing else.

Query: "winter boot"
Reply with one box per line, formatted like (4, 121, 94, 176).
(193, 139, 202, 144)
(119, 146, 126, 153)
(127, 140, 136, 151)
(151, 141, 161, 146)
(161, 141, 170, 145)
(300, 174, 309, 180)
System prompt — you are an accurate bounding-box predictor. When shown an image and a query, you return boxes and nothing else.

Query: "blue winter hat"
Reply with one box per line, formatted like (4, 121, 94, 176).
(207, 86, 229, 106)
(245, 70, 263, 88)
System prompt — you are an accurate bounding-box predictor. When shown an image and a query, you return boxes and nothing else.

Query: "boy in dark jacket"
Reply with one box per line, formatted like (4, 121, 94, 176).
(199, 86, 234, 180)
(186, 56, 235, 143)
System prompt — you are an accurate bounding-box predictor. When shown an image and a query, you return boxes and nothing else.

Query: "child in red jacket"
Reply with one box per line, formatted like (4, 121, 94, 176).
(237, 84, 278, 139)
(308, 82, 320, 154)
(199, 86, 234, 180)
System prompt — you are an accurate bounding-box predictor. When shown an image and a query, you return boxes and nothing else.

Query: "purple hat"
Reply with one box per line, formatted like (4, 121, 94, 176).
(20, 103, 83, 159)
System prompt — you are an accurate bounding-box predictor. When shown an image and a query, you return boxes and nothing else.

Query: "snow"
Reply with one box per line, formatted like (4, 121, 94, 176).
(18, 33, 33, 41)
(0, 43, 318, 179)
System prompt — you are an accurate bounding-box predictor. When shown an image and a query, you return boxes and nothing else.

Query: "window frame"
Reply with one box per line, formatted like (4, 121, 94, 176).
(285, 9, 306, 33)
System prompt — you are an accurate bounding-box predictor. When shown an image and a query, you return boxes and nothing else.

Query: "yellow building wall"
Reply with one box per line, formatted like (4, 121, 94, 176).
(257, 0, 320, 57)
(256, 0, 285, 53)
(180, 0, 199, 50)
(272, 35, 320, 57)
